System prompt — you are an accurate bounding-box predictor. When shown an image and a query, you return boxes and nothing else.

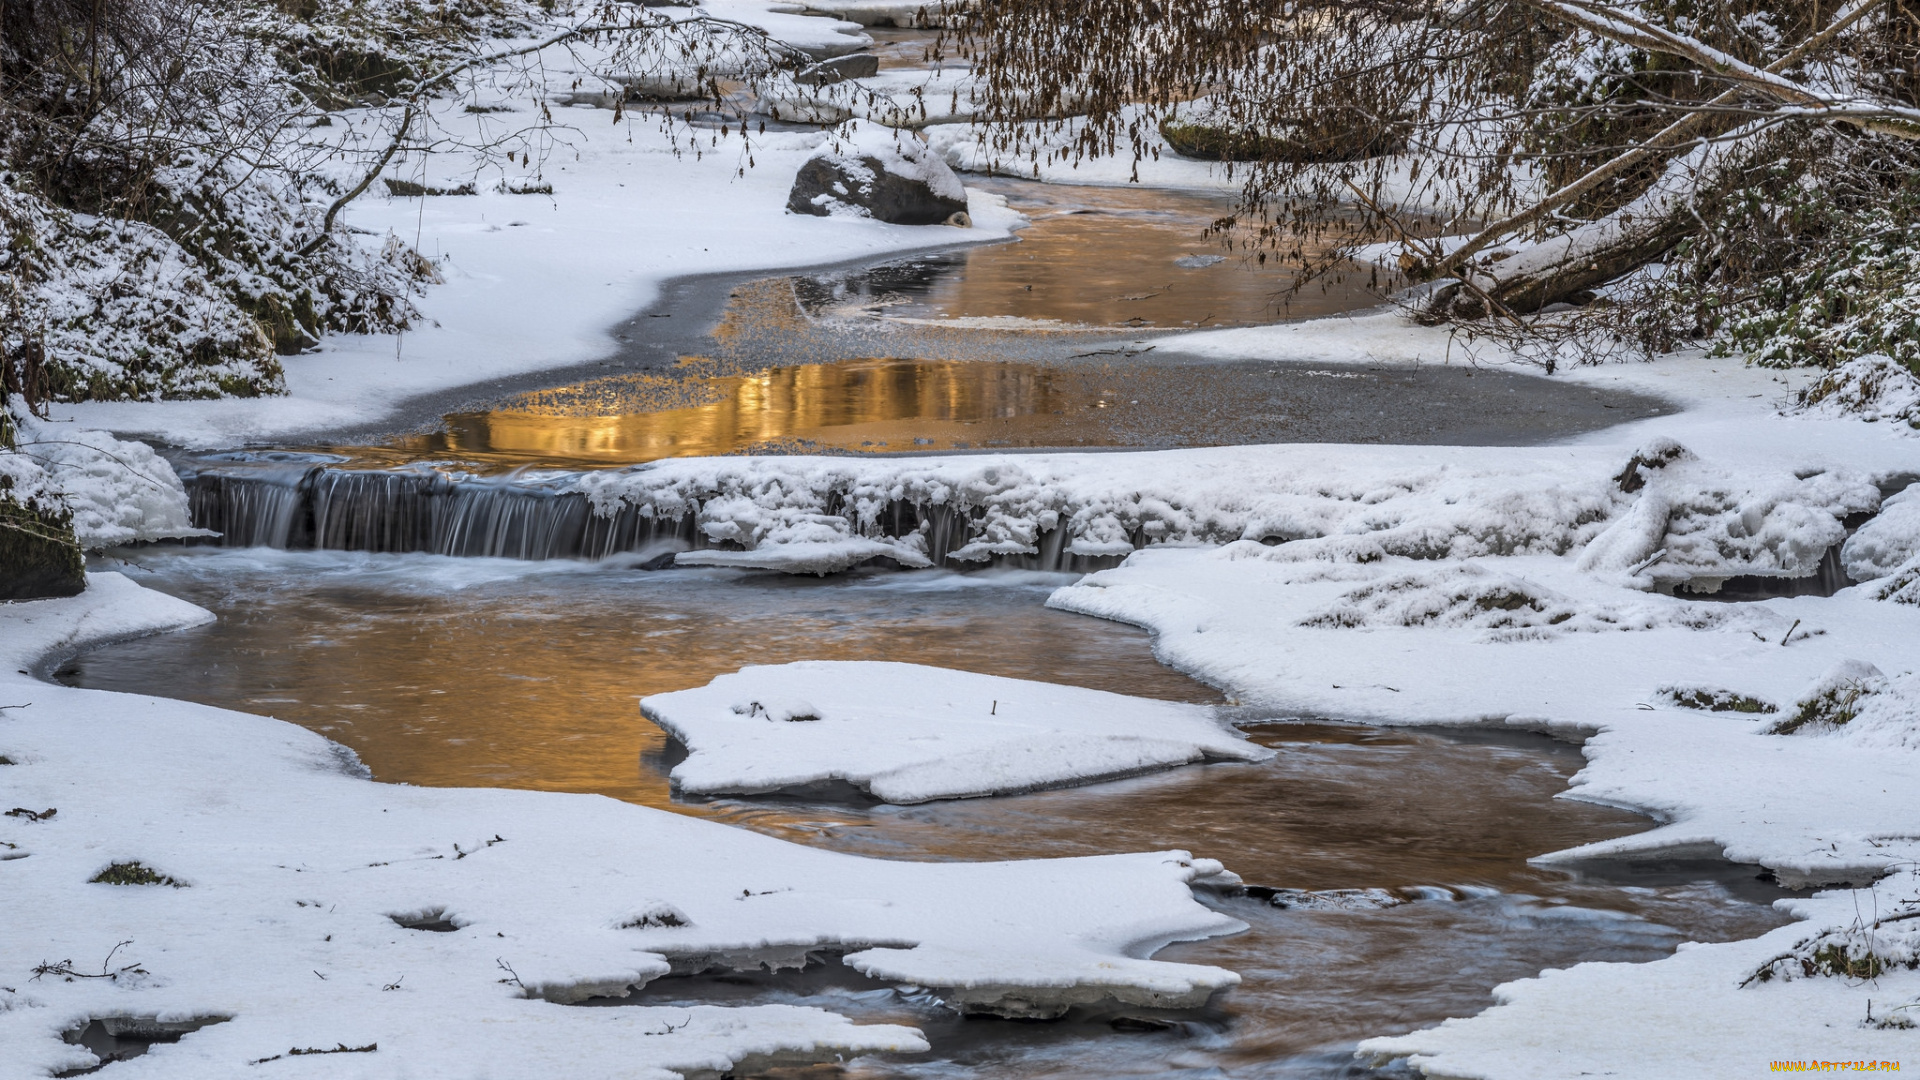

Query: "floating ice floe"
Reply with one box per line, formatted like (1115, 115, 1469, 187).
(643, 660, 1271, 803)
(0, 578, 1246, 1077)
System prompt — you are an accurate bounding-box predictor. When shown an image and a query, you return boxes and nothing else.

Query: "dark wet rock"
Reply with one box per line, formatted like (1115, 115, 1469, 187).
(796, 53, 879, 86)
(787, 139, 970, 226)
(0, 489, 84, 602)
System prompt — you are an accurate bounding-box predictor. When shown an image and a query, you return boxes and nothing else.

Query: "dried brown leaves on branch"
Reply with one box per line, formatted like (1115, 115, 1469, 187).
(955, 0, 1920, 367)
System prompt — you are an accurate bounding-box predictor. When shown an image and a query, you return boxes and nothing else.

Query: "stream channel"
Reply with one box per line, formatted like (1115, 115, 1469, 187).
(66, 34, 1785, 1077)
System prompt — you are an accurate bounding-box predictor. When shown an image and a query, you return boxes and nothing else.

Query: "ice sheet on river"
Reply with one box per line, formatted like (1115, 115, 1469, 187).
(0, 577, 1243, 1077)
(643, 660, 1269, 803)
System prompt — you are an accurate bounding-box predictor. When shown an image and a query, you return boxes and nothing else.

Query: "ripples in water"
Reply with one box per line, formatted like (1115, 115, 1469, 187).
(67, 548, 1790, 1077)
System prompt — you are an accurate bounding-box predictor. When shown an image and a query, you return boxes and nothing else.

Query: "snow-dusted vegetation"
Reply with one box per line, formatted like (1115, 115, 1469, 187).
(6, 0, 1920, 1076)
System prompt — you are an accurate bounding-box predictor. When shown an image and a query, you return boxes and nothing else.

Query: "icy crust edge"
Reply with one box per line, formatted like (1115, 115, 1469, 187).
(575, 439, 1885, 586)
(641, 660, 1271, 804)
(1042, 513, 1920, 1072)
(0, 571, 214, 673)
(1353, 868, 1920, 1078)
(0, 582, 1247, 1076)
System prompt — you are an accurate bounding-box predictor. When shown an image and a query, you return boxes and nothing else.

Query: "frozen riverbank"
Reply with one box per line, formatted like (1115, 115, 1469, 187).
(10, 2, 1920, 1075)
(0, 575, 1249, 1077)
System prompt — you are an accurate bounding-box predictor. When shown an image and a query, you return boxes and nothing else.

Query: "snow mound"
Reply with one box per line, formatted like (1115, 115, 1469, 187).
(1768, 659, 1888, 735)
(579, 443, 1875, 586)
(1842, 482, 1920, 581)
(1794, 353, 1920, 431)
(643, 660, 1270, 803)
(1575, 440, 1877, 587)
(9, 419, 203, 548)
(1768, 660, 1920, 750)
(1297, 562, 1772, 640)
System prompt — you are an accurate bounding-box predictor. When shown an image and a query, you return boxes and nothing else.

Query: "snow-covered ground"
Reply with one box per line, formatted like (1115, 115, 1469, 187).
(11, 1, 1920, 1076)
(0, 576, 1245, 1077)
(42, 8, 1018, 447)
(642, 660, 1269, 802)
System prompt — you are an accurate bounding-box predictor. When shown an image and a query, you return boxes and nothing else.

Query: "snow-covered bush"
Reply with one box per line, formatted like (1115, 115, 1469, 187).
(1769, 660, 1888, 737)
(1877, 558, 1920, 606)
(0, 0, 476, 403)
(1747, 908, 1920, 985)
(1795, 355, 1920, 433)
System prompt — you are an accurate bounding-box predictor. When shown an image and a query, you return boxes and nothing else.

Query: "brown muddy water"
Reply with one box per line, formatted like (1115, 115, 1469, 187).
(69, 549, 1790, 1078)
(302, 177, 1675, 474)
(798, 176, 1376, 330)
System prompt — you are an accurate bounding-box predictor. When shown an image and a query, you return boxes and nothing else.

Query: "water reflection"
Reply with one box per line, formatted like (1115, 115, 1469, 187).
(803, 177, 1376, 329)
(398, 357, 1099, 464)
(67, 552, 1211, 801)
(371, 353, 1671, 471)
(68, 549, 1789, 1077)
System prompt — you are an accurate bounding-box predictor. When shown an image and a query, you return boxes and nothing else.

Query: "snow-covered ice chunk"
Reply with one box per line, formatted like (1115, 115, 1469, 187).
(1843, 482, 1920, 581)
(643, 660, 1272, 803)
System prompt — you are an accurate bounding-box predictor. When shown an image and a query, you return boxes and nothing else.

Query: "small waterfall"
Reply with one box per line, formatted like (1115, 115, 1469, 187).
(176, 460, 1129, 572)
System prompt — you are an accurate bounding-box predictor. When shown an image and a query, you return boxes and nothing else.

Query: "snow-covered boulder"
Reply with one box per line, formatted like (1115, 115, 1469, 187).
(642, 661, 1271, 803)
(786, 132, 970, 226)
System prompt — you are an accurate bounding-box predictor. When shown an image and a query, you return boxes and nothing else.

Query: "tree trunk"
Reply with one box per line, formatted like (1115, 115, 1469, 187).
(1423, 217, 1691, 320)
(1425, 124, 1767, 321)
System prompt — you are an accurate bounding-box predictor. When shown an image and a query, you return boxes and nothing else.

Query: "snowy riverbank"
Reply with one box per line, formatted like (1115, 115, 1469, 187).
(8, 3, 1920, 1076)
(0, 576, 1246, 1077)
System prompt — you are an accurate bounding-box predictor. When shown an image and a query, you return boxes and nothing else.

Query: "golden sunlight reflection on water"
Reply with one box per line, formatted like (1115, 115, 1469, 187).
(68, 552, 1790, 1072)
(395, 357, 1125, 463)
(892, 178, 1376, 329)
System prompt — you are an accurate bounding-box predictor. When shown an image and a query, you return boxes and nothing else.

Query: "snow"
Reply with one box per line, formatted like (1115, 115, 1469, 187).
(6, 418, 203, 549)
(796, 0, 966, 29)
(0, 575, 1246, 1076)
(1843, 482, 1920, 581)
(763, 66, 1094, 130)
(44, 15, 1017, 447)
(17, 1, 1920, 1072)
(641, 660, 1270, 802)
(1358, 873, 1920, 1077)
(951, 351, 1920, 1072)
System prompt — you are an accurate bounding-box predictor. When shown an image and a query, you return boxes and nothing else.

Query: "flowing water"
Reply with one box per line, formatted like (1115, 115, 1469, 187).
(68, 548, 1790, 1078)
(72, 101, 1756, 1076)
